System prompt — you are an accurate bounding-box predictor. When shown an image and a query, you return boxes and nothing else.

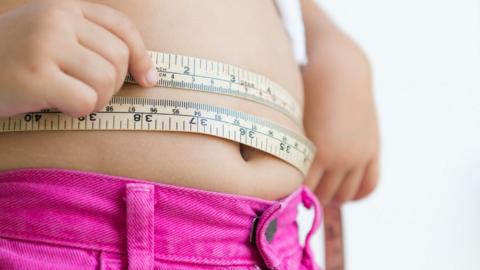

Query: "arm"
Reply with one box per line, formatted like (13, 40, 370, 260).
(300, 0, 380, 205)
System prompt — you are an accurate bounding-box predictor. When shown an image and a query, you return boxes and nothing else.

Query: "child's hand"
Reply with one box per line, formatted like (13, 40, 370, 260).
(0, 0, 156, 118)
(302, 28, 380, 206)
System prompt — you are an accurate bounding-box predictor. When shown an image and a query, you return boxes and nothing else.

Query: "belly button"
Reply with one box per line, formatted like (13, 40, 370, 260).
(239, 144, 249, 161)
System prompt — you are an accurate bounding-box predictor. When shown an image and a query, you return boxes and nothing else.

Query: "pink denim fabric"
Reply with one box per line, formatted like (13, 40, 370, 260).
(0, 168, 322, 270)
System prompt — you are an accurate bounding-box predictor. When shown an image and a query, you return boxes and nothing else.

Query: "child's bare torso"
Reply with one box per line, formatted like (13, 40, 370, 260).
(0, 0, 305, 200)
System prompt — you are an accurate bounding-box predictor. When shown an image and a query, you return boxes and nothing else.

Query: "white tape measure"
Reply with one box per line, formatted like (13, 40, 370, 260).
(127, 51, 303, 125)
(0, 51, 315, 175)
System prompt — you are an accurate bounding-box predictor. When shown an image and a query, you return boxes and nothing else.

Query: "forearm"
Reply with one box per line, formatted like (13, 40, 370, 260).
(299, 0, 379, 203)
(300, 0, 372, 120)
(301, 0, 341, 42)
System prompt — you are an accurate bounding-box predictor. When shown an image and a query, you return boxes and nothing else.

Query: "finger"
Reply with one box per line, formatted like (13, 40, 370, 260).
(77, 19, 129, 92)
(354, 157, 380, 200)
(314, 169, 347, 206)
(44, 67, 97, 117)
(57, 45, 116, 111)
(79, 1, 157, 87)
(334, 166, 365, 204)
(304, 159, 325, 191)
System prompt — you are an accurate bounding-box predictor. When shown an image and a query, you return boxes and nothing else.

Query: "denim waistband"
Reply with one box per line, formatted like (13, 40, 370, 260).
(0, 168, 322, 269)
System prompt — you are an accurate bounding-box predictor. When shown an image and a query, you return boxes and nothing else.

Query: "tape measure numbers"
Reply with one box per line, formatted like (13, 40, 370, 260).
(1, 96, 314, 175)
(127, 51, 303, 125)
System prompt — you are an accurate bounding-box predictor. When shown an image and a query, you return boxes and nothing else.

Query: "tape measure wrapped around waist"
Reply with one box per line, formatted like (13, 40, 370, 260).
(0, 51, 316, 175)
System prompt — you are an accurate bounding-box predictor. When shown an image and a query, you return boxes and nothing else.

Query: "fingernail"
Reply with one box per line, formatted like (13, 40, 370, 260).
(145, 68, 157, 86)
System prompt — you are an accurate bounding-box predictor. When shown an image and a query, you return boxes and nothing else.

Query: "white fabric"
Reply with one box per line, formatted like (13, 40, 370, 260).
(275, 0, 308, 65)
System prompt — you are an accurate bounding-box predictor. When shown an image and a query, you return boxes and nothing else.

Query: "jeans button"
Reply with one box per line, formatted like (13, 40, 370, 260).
(265, 218, 278, 243)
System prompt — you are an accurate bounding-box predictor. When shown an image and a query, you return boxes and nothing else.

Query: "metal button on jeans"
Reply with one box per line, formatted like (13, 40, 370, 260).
(265, 218, 278, 243)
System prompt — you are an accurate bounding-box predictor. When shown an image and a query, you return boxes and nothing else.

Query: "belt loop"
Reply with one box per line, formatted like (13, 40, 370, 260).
(301, 185, 323, 270)
(125, 183, 155, 270)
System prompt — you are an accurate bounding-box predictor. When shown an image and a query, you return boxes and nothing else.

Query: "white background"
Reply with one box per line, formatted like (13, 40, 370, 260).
(298, 0, 480, 269)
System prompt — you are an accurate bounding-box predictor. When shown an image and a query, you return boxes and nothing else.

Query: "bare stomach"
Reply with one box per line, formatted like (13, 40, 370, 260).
(0, 0, 305, 200)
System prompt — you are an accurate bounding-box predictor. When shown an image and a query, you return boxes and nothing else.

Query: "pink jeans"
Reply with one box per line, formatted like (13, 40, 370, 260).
(0, 168, 322, 270)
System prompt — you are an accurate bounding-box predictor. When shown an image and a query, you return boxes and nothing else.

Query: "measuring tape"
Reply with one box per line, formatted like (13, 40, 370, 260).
(325, 205, 345, 270)
(0, 51, 314, 175)
(127, 51, 303, 125)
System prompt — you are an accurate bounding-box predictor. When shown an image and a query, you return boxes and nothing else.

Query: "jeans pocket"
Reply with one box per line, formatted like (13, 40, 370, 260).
(0, 236, 99, 270)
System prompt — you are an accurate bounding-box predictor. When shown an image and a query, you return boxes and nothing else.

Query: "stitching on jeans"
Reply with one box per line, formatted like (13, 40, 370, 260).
(256, 236, 303, 269)
(0, 229, 299, 266)
(159, 187, 271, 205)
(0, 230, 120, 251)
(103, 258, 121, 269)
(0, 230, 258, 265)
(155, 256, 255, 265)
(0, 168, 301, 207)
(126, 183, 153, 192)
(81, 171, 279, 206)
(127, 187, 153, 192)
(100, 250, 122, 269)
(54, 168, 272, 204)
(153, 187, 276, 208)
(255, 248, 303, 270)
(272, 245, 304, 268)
